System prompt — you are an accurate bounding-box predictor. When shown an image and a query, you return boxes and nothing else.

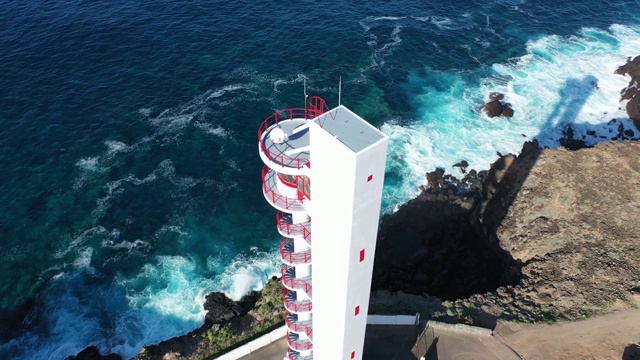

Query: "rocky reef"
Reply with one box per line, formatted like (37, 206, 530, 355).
(615, 55, 640, 129)
(67, 278, 284, 360)
(132, 277, 284, 360)
(481, 92, 514, 118)
(70, 56, 640, 359)
(372, 55, 640, 325)
(372, 139, 640, 325)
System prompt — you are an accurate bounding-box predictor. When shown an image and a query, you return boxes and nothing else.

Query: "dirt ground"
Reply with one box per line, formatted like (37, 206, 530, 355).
(494, 296, 640, 360)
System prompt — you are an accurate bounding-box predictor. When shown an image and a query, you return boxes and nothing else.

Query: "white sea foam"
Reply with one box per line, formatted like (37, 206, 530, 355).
(209, 248, 281, 301)
(3, 247, 280, 360)
(371, 16, 407, 21)
(382, 24, 640, 211)
(138, 107, 152, 117)
(105, 140, 132, 154)
(273, 73, 307, 91)
(76, 157, 100, 172)
(194, 121, 229, 138)
(72, 247, 93, 270)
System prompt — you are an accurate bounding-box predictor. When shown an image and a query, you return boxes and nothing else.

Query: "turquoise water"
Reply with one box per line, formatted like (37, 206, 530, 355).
(0, 1, 639, 358)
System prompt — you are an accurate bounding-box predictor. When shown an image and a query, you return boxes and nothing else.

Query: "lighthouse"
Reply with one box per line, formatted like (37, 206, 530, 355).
(258, 95, 388, 360)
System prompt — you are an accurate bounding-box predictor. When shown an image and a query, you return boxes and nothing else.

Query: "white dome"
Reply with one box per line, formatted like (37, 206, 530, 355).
(270, 128, 287, 144)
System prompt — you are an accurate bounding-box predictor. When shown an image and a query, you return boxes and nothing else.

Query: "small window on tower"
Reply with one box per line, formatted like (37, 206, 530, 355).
(351, 351, 356, 359)
(355, 305, 360, 316)
(367, 174, 373, 182)
(359, 249, 365, 262)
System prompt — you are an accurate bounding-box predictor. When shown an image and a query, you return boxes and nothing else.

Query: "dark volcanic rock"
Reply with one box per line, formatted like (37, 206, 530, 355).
(483, 100, 505, 117)
(616, 55, 640, 130)
(489, 92, 505, 101)
(133, 278, 284, 360)
(628, 94, 640, 124)
(65, 346, 122, 360)
(621, 84, 638, 101)
(204, 292, 238, 324)
(482, 93, 515, 118)
(615, 56, 640, 79)
(372, 164, 517, 300)
(425, 168, 445, 188)
(502, 103, 514, 118)
(475, 141, 640, 322)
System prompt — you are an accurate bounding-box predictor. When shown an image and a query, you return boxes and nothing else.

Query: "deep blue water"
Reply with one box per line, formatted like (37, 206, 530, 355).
(1, 1, 639, 358)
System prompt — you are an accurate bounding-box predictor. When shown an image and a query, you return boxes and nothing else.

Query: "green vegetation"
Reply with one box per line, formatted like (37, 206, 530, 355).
(202, 277, 286, 359)
(205, 326, 233, 352)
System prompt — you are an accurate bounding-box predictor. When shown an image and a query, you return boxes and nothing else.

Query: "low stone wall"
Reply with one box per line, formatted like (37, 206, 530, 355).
(426, 320, 493, 336)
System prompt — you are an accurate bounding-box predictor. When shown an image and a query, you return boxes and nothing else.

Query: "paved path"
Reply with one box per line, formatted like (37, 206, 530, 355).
(415, 324, 521, 360)
(237, 337, 288, 360)
(495, 301, 640, 360)
(238, 324, 520, 360)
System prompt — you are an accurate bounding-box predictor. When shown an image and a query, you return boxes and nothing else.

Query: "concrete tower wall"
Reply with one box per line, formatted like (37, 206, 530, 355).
(310, 121, 355, 359)
(310, 119, 388, 360)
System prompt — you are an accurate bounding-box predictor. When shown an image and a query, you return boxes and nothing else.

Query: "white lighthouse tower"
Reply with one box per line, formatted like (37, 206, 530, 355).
(258, 95, 388, 360)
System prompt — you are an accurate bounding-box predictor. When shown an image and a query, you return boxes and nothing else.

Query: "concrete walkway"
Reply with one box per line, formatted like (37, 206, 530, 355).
(415, 323, 521, 360)
(238, 323, 521, 360)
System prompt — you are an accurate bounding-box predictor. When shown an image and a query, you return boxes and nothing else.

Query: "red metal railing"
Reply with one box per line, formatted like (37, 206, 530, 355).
(257, 97, 328, 169)
(288, 350, 313, 360)
(286, 315, 313, 341)
(281, 264, 312, 299)
(287, 331, 313, 351)
(262, 166, 302, 210)
(276, 212, 311, 242)
(284, 289, 312, 313)
(280, 238, 311, 264)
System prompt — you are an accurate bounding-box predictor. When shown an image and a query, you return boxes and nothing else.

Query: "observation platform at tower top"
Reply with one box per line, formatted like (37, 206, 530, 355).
(258, 103, 387, 171)
(313, 105, 386, 153)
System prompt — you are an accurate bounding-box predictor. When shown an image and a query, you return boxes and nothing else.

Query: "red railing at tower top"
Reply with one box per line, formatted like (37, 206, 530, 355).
(286, 315, 313, 341)
(257, 96, 329, 169)
(281, 264, 312, 299)
(280, 238, 311, 264)
(262, 166, 302, 210)
(276, 212, 311, 242)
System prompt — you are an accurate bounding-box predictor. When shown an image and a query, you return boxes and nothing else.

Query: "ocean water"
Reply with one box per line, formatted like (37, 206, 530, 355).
(0, 1, 639, 358)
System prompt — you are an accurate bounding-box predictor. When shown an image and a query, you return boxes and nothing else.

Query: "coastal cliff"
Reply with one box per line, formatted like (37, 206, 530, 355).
(477, 140, 640, 321)
(371, 139, 640, 325)
(72, 57, 640, 359)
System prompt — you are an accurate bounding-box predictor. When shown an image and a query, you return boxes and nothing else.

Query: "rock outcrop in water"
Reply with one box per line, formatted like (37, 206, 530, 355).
(482, 92, 514, 118)
(615, 55, 640, 129)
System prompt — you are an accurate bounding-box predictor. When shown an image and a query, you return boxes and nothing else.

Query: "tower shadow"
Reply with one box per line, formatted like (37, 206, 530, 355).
(623, 344, 640, 360)
(481, 75, 599, 286)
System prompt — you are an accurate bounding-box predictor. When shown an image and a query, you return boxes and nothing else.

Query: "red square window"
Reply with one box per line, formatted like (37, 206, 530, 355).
(351, 351, 356, 359)
(359, 249, 365, 262)
(355, 305, 360, 316)
(367, 174, 373, 182)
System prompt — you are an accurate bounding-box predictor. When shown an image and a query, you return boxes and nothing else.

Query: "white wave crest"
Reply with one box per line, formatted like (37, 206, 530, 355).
(382, 24, 640, 211)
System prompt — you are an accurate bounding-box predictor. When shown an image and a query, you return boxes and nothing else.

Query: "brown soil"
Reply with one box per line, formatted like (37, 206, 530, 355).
(495, 296, 640, 360)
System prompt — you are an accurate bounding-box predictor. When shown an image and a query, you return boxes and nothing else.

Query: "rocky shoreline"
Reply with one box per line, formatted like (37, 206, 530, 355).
(70, 56, 640, 360)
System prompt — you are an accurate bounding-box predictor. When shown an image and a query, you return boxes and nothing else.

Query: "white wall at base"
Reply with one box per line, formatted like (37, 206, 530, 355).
(367, 314, 418, 326)
(246, 334, 271, 352)
(219, 345, 250, 360)
(213, 325, 287, 360)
